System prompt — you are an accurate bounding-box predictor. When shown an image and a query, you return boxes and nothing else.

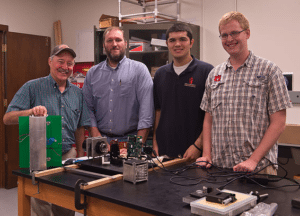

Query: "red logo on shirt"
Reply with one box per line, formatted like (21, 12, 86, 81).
(184, 77, 196, 88)
(214, 75, 221, 82)
(189, 77, 194, 84)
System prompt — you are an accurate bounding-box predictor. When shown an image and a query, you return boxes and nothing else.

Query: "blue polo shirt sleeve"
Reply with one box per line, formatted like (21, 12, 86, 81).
(6, 81, 33, 112)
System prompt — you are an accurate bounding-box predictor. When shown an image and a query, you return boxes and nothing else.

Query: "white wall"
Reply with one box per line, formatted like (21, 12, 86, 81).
(0, 0, 56, 46)
(54, 0, 117, 62)
(203, 0, 300, 90)
(1, 0, 299, 86)
(54, 0, 203, 62)
(202, 0, 300, 124)
(1, 0, 299, 123)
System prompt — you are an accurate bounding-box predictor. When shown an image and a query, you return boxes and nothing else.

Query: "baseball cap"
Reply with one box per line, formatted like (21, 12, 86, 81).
(50, 44, 76, 58)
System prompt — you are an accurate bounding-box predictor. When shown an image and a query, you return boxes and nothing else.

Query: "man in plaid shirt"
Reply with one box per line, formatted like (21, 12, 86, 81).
(197, 11, 292, 175)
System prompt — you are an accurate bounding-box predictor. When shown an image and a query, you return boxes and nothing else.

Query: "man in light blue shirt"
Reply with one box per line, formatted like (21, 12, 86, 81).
(82, 27, 154, 143)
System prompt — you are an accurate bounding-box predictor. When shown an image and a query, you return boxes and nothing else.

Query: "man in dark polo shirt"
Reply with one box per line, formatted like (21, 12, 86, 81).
(153, 23, 213, 161)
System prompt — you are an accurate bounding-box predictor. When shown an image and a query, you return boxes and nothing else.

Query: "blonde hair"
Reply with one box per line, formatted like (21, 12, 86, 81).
(219, 11, 250, 33)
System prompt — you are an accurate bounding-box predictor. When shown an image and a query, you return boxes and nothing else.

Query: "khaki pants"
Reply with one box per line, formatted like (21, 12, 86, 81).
(31, 147, 77, 216)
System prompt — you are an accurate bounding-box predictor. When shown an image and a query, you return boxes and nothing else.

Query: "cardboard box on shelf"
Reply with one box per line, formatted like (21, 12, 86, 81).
(99, 14, 119, 28)
(99, 14, 136, 28)
(278, 124, 300, 145)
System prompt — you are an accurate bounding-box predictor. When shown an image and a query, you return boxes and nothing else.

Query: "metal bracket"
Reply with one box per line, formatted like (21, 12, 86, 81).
(3, 99, 7, 108)
(2, 44, 7, 52)
(75, 179, 87, 210)
(31, 171, 40, 194)
(31, 171, 39, 185)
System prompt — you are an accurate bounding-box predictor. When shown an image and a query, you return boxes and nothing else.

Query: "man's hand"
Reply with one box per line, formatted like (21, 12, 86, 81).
(31, 105, 47, 116)
(3, 106, 47, 125)
(183, 145, 201, 162)
(196, 156, 212, 168)
(233, 158, 258, 172)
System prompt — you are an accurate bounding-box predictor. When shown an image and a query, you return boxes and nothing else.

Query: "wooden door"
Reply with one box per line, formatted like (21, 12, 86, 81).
(0, 24, 8, 188)
(2, 31, 50, 188)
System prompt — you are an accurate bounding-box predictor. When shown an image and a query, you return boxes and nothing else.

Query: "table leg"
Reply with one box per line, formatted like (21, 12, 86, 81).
(18, 176, 31, 216)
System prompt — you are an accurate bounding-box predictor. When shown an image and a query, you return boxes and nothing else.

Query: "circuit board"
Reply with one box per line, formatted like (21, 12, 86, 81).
(127, 135, 143, 159)
(19, 116, 62, 168)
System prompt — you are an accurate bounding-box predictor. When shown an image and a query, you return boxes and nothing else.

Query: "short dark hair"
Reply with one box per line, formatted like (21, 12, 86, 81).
(166, 23, 193, 41)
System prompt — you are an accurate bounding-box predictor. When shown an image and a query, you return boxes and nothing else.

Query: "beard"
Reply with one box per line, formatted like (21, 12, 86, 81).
(104, 45, 125, 64)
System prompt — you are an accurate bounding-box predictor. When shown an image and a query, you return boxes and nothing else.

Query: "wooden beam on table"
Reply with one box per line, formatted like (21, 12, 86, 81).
(150, 158, 187, 171)
(81, 174, 123, 190)
(32, 158, 186, 191)
(34, 164, 79, 177)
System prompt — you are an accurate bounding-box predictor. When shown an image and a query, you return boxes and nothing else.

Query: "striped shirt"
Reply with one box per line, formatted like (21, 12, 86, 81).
(200, 51, 292, 170)
(7, 74, 91, 154)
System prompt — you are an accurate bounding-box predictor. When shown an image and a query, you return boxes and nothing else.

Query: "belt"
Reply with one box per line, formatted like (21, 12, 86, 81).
(100, 129, 137, 138)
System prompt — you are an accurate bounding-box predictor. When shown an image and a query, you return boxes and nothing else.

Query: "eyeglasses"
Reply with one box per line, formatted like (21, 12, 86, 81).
(219, 29, 246, 40)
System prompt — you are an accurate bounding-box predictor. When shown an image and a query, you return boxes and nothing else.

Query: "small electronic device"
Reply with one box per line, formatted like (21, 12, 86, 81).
(127, 135, 143, 159)
(190, 187, 214, 199)
(98, 154, 110, 165)
(123, 159, 148, 184)
(206, 191, 237, 205)
(110, 139, 123, 166)
(289, 91, 300, 104)
(110, 139, 120, 158)
(190, 189, 257, 216)
(85, 136, 109, 158)
(183, 186, 213, 204)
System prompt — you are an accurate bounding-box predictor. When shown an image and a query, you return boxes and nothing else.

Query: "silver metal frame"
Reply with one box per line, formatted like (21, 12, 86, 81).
(86, 136, 109, 158)
(29, 116, 47, 173)
(118, 0, 180, 25)
(123, 159, 148, 184)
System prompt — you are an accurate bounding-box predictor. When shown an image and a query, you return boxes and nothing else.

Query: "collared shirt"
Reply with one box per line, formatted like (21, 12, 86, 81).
(200, 51, 292, 170)
(7, 74, 91, 154)
(154, 56, 213, 157)
(82, 56, 154, 135)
